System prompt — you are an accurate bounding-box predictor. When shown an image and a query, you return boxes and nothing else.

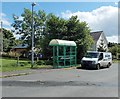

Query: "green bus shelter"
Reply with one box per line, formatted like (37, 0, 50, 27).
(49, 39, 77, 68)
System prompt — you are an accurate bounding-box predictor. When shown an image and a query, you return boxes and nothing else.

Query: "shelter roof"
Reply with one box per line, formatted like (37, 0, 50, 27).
(49, 39, 76, 46)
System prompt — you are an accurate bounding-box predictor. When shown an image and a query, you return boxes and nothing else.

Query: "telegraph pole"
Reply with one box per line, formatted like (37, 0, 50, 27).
(31, 3, 36, 68)
(0, 21, 3, 54)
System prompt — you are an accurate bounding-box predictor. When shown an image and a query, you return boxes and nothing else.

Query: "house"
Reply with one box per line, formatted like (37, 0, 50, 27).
(11, 44, 29, 56)
(90, 31, 108, 51)
(11, 44, 39, 58)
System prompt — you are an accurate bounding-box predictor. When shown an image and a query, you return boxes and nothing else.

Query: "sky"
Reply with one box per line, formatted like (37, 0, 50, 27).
(1, 2, 119, 43)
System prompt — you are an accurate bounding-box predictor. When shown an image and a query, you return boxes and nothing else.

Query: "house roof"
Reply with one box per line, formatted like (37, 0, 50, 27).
(49, 39, 76, 46)
(12, 44, 29, 49)
(90, 31, 103, 42)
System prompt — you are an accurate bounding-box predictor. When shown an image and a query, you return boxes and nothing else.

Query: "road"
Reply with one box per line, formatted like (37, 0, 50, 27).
(2, 63, 118, 97)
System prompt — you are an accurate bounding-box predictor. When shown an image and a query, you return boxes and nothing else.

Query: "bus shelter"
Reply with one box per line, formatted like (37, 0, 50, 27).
(49, 39, 77, 68)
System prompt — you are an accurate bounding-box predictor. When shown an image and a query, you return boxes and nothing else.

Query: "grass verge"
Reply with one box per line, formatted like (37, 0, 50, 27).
(0, 58, 30, 72)
(0, 58, 53, 72)
(112, 59, 120, 63)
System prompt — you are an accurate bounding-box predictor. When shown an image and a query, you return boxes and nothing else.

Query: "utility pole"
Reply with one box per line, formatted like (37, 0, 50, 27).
(31, 2, 36, 68)
(0, 21, 3, 72)
(0, 21, 3, 53)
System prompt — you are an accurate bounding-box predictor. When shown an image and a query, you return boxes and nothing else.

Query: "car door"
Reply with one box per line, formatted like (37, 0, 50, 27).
(98, 53, 105, 66)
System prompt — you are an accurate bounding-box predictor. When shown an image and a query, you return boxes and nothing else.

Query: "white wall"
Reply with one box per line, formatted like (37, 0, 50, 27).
(90, 33, 108, 51)
(96, 33, 108, 51)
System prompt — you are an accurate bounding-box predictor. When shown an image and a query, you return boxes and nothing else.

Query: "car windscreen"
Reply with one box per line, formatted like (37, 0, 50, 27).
(85, 52, 99, 58)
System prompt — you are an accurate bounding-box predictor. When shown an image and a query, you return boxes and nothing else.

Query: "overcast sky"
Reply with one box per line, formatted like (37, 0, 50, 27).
(1, 2, 119, 43)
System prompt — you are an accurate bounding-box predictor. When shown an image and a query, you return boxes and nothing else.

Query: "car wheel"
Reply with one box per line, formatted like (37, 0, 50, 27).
(81, 65, 84, 69)
(107, 62, 111, 68)
(96, 64, 100, 70)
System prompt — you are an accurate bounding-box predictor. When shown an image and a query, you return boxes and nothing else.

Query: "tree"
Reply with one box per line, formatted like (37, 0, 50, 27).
(65, 16, 93, 62)
(97, 39, 107, 52)
(41, 14, 67, 59)
(109, 45, 117, 58)
(14, 39, 23, 45)
(12, 9, 93, 63)
(45, 15, 93, 62)
(12, 8, 47, 48)
(108, 43, 120, 59)
(0, 28, 15, 52)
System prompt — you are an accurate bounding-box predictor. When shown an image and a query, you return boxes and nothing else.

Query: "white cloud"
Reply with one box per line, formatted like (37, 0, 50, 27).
(107, 35, 120, 43)
(115, 2, 118, 5)
(0, 13, 11, 26)
(1, 14, 23, 39)
(1, 13, 6, 17)
(61, 6, 118, 38)
(18, 16, 24, 20)
(4, 27, 11, 31)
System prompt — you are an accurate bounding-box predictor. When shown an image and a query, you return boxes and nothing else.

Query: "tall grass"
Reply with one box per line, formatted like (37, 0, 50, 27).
(0, 58, 31, 72)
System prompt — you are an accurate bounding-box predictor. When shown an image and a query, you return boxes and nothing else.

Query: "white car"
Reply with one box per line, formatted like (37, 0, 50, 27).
(81, 51, 112, 69)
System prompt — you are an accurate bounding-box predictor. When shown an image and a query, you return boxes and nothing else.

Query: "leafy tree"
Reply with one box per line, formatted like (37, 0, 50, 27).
(0, 28, 15, 52)
(108, 42, 120, 48)
(118, 45, 120, 53)
(0, 29, 2, 52)
(40, 14, 67, 59)
(45, 15, 93, 62)
(109, 45, 117, 58)
(108, 42, 115, 47)
(65, 16, 93, 62)
(97, 39, 107, 52)
(12, 8, 46, 48)
(108, 43, 120, 59)
(11, 9, 93, 64)
(14, 39, 23, 45)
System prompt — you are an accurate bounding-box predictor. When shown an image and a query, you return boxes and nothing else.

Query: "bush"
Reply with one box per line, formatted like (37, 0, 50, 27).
(2, 52, 21, 58)
(36, 60, 45, 65)
(19, 62, 29, 66)
(1, 52, 9, 57)
(36, 60, 52, 65)
(45, 60, 52, 65)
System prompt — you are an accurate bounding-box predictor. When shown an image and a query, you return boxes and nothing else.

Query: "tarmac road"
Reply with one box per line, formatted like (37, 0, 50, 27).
(2, 63, 118, 97)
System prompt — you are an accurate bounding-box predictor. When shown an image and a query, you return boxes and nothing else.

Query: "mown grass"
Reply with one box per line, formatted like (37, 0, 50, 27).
(0, 58, 30, 72)
(0, 58, 53, 72)
(113, 59, 120, 63)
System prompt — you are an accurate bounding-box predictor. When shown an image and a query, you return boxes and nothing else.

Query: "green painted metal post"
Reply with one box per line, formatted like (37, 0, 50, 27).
(57, 46, 59, 68)
(53, 46, 55, 68)
(75, 46, 77, 65)
(63, 46, 66, 67)
(70, 46, 72, 66)
(49, 39, 77, 68)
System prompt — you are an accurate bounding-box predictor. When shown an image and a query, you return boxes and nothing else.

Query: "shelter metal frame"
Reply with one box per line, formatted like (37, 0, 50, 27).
(49, 39, 77, 68)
